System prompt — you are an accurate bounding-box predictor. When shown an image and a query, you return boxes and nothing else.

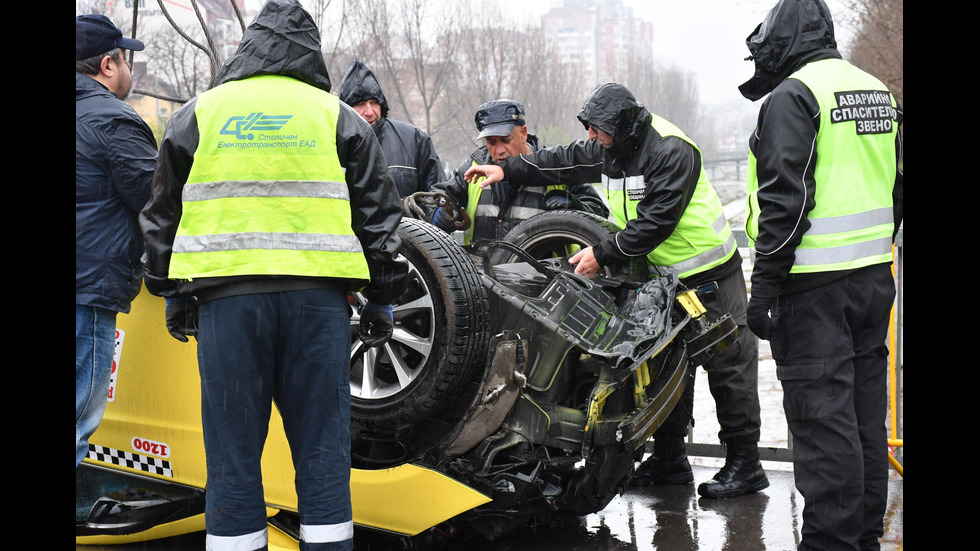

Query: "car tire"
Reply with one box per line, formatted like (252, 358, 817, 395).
(489, 209, 626, 271)
(350, 218, 489, 427)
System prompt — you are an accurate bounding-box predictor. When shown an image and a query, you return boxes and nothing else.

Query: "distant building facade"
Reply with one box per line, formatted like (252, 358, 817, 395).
(541, 0, 654, 90)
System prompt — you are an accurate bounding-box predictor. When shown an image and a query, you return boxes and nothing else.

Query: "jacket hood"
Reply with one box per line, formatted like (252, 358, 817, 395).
(338, 59, 389, 117)
(739, 0, 838, 101)
(576, 83, 651, 158)
(212, 0, 331, 93)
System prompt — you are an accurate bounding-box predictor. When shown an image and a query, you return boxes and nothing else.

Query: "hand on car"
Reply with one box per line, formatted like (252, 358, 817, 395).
(431, 207, 456, 232)
(543, 189, 584, 211)
(464, 165, 504, 188)
(569, 247, 600, 275)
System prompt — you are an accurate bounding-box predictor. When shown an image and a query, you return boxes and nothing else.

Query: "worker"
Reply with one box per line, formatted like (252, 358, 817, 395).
(430, 98, 608, 255)
(465, 83, 768, 499)
(139, 1, 408, 549)
(739, 0, 903, 548)
(338, 58, 444, 198)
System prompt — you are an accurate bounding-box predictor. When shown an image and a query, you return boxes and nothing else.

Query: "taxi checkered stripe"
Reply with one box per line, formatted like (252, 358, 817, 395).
(87, 444, 173, 478)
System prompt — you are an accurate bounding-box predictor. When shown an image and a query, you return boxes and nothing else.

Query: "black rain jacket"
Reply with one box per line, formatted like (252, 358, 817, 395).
(740, 0, 903, 298)
(498, 83, 741, 287)
(338, 59, 444, 198)
(140, 0, 407, 304)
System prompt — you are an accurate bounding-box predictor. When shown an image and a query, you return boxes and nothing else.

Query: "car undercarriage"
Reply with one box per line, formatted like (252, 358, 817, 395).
(76, 210, 736, 548)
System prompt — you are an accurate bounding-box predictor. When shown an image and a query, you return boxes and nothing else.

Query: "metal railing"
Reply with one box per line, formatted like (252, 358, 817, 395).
(671, 227, 904, 474)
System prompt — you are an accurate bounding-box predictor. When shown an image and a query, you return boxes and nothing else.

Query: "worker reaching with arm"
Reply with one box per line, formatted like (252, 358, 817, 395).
(465, 82, 768, 500)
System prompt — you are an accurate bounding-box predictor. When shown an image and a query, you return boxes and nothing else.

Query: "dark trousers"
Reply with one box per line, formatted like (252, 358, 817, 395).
(196, 289, 353, 551)
(772, 264, 894, 551)
(658, 267, 761, 444)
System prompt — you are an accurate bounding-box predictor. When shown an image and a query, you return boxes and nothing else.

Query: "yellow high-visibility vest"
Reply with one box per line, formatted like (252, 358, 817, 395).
(169, 75, 370, 283)
(601, 115, 735, 279)
(745, 59, 898, 273)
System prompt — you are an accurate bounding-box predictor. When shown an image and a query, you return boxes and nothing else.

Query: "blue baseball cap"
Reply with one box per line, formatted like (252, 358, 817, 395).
(475, 99, 526, 138)
(76, 14, 145, 60)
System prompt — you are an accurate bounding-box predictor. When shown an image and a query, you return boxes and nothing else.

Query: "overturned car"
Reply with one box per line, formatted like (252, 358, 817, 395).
(75, 210, 736, 548)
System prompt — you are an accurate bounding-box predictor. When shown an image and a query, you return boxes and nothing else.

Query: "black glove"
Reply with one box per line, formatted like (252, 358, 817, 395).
(431, 207, 456, 232)
(746, 295, 774, 340)
(165, 296, 199, 342)
(543, 189, 584, 211)
(359, 302, 394, 348)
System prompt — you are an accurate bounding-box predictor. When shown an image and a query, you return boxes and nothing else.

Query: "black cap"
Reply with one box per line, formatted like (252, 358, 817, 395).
(475, 99, 526, 138)
(76, 14, 145, 61)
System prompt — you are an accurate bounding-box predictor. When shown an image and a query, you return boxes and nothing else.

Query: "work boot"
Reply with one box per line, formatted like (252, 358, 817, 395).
(697, 439, 769, 499)
(630, 437, 693, 486)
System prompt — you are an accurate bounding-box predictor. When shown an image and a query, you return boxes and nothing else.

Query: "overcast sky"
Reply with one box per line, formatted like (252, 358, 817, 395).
(79, 0, 855, 106)
(497, 0, 854, 105)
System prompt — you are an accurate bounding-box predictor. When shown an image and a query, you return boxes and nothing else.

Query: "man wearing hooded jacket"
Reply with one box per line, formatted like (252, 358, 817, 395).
(338, 59, 444, 198)
(739, 1, 903, 549)
(465, 83, 768, 500)
(140, 2, 407, 549)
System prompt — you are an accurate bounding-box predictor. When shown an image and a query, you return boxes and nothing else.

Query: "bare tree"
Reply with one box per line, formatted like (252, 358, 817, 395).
(142, 23, 213, 100)
(85, 0, 725, 166)
(437, 14, 512, 164)
(428, 6, 589, 165)
(76, 0, 113, 16)
(611, 52, 702, 144)
(512, 28, 590, 147)
(306, 0, 356, 80)
(841, 0, 903, 107)
(345, 0, 466, 141)
(450, 4, 512, 109)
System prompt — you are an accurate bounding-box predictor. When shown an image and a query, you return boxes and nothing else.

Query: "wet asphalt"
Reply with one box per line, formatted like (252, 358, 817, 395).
(365, 464, 904, 551)
(75, 463, 903, 550)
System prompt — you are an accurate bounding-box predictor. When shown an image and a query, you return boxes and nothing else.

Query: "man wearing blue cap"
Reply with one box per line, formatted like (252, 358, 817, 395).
(76, 13, 157, 467)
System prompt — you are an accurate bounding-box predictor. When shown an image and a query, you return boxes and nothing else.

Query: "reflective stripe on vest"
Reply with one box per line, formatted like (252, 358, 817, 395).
(600, 115, 734, 279)
(745, 58, 897, 273)
(168, 75, 370, 281)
